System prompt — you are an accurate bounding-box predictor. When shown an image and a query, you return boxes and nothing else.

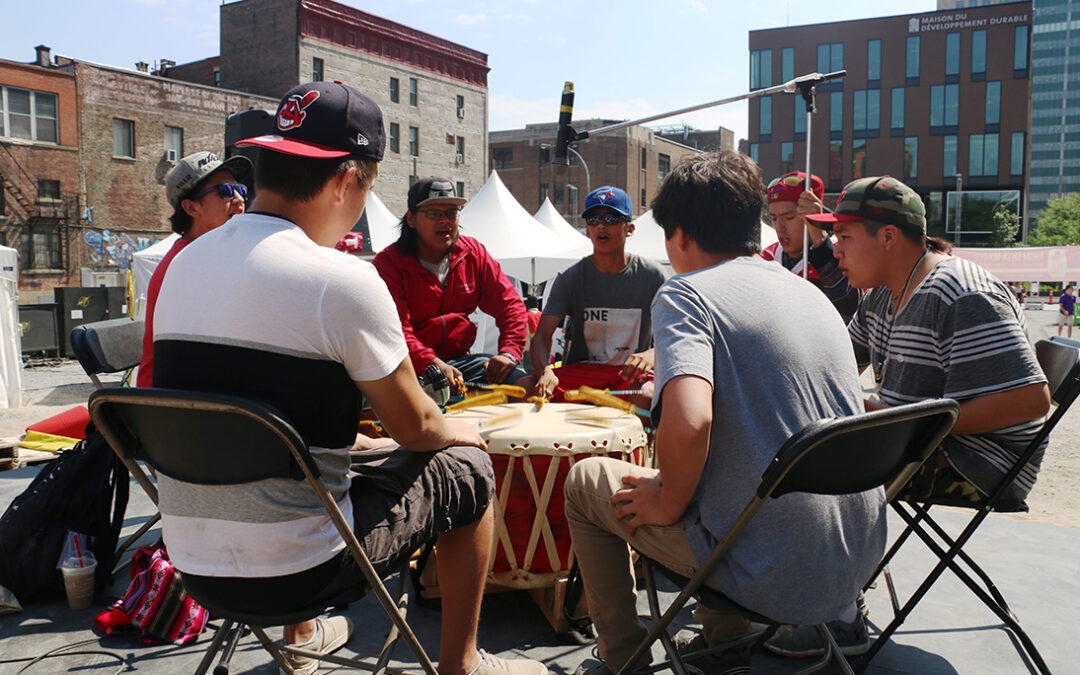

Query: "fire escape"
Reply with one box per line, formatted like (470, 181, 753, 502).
(0, 141, 73, 272)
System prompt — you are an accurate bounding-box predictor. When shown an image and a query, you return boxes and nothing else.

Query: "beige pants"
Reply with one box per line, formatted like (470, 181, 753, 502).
(564, 457, 749, 670)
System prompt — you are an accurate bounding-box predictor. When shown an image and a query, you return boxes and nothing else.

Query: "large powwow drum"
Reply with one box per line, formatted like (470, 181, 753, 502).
(447, 402, 648, 588)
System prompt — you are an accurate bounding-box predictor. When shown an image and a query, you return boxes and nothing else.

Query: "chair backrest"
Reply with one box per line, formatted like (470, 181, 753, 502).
(1037, 338, 1080, 407)
(88, 387, 319, 485)
(759, 399, 960, 501)
(70, 318, 144, 380)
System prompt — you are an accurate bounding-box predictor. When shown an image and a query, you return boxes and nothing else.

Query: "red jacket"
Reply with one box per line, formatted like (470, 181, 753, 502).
(373, 235, 527, 373)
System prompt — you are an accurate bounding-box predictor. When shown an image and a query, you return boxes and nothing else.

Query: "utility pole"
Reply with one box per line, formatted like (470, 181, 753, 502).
(954, 173, 963, 247)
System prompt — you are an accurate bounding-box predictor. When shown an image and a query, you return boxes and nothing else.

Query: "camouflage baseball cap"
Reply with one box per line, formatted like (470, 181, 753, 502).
(805, 176, 926, 235)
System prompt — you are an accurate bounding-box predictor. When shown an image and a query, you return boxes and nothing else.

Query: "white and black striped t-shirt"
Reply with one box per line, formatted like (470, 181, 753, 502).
(849, 255, 1047, 500)
(152, 213, 408, 578)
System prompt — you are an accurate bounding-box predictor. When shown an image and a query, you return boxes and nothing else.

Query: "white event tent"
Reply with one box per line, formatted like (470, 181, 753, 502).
(363, 192, 400, 254)
(0, 245, 22, 407)
(461, 171, 590, 285)
(534, 197, 589, 247)
(629, 211, 779, 263)
(131, 233, 180, 320)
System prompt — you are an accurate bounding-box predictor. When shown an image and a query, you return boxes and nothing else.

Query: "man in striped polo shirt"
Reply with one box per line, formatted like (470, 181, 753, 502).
(765, 175, 1053, 658)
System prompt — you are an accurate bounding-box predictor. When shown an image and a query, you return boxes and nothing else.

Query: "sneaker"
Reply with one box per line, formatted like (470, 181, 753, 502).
(474, 649, 548, 675)
(763, 615, 870, 658)
(673, 634, 751, 675)
(280, 616, 353, 675)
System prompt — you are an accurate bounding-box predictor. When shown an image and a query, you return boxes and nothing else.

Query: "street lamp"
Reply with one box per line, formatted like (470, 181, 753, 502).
(540, 143, 591, 195)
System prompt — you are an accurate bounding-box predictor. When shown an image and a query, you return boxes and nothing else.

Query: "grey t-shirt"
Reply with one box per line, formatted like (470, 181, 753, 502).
(543, 255, 668, 365)
(849, 255, 1047, 501)
(652, 257, 885, 625)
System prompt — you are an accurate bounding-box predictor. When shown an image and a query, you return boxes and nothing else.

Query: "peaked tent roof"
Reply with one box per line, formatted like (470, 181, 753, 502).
(461, 171, 589, 282)
(363, 192, 400, 254)
(534, 197, 589, 246)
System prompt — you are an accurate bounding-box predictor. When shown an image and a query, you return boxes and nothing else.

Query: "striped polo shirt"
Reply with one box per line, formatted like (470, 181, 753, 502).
(849, 255, 1047, 500)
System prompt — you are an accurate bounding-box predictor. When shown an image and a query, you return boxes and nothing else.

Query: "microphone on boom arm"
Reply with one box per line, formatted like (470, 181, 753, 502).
(552, 82, 576, 174)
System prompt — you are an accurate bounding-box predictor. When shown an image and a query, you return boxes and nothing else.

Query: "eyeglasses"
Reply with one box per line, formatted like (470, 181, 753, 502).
(585, 213, 627, 227)
(417, 208, 460, 221)
(767, 174, 804, 190)
(197, 183, 248, 201)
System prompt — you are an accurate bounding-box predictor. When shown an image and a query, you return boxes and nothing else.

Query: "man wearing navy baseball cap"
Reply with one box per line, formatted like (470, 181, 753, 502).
(151, 81, 546, 675)
(530, 185, 667, 406)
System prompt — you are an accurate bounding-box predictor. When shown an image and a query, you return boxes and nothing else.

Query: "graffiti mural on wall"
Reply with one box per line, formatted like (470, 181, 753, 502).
(83, 230, 154, 269)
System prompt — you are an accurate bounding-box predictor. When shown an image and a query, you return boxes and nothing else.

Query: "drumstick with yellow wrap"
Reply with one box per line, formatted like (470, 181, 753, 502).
(564, 386, 650, 418)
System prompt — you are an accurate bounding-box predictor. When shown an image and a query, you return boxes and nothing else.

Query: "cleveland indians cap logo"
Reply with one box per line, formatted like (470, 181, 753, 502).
(277, 90, 320, 130)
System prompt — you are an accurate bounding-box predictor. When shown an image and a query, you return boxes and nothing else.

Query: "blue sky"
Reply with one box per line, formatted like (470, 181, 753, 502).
(1, 0, 934, 141)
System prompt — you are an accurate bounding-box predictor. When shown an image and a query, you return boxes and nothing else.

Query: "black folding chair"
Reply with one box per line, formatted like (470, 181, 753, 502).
(69, 318, 144, 389)
(857, 338, 1080, 674)
(613, 399, 960, 675)
(88, 387, 437, 675)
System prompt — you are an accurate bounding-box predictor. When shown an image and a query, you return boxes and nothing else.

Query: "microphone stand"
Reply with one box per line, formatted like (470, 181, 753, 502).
(797, 76, 819, 280)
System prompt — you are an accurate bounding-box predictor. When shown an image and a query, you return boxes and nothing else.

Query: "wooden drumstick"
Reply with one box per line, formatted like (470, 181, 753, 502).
(527, 395, 547, 412)
(445, 391, 508, 412)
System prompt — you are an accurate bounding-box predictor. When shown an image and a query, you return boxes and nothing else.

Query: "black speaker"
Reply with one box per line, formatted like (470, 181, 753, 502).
(19, 303, 60, 355)
(225, 108, 274, 200)
(54, 287, 111, 357)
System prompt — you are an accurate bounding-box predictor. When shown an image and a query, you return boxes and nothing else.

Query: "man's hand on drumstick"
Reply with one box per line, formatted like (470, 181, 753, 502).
(483, 353, 517, 384)
(619, 349, 655, 382)
(535, 366, 560, 399)
(610, 474, 679, 536)
(432, 357, 464, 390)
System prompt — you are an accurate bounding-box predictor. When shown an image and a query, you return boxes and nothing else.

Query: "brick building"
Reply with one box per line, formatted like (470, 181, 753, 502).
(489, 119, 698, 225)
(748, 2, 1032, 244)
(652, 123, 735, 153)
(176, 0, 490, 217)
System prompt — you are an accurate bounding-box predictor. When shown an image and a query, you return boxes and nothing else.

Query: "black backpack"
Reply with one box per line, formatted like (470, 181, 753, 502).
(0, 425, 129, 603)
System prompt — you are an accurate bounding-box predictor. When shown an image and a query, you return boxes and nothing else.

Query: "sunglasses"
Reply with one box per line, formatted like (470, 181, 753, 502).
(197, 183, 248, 201)
(417, 208, 460, 221)
(585, 213, 627, 227)
(767, 174, 804, 190)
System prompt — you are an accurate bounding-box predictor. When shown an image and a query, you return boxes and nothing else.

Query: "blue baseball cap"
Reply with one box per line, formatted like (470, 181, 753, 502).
(582, 186, 633, 219)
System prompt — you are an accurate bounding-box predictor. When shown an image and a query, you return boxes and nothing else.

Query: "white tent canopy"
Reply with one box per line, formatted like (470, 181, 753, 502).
(363, 192, 400, 254)
(131, 233, 180, 320)
(952, 246, 1080, 282)
(462, 171, 589, 283)
(0, 245, 21, 407)
(534, 197, 589, 246)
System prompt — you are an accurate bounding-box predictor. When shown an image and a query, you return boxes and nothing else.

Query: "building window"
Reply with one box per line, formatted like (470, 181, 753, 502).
(891, 88, 905, 130)
(906, 36, 920, 81)
(750, 49, 772, 89)
(781, 142, 795, 173)
(904, 137, 918, 180)
(0, 86, 57, 143)
(944, 135, 958, 178)
(553, 182, 564, 206)
(794, 96, 805, 135)
(213, 68, 221, 87)
(852, 89, 880, 131)
(658, 153, 671, 181)
(22, 226, 61, 270)
(985, 81, 1001, 126)
(1014, 26, 1030, 73)
(113, 118, 135, 157)
(867, 40, 881, 82)
(457, 181, 465, 199)
(829, 140, 843, 183)
(540, 146, 551, 167)
(930, 84, 959, 129)
(409, 78, 418, 106)
(781, 47, 794, 82)
(759, 96, 772, 137)
(945, 32, 960, 77)
(312, 57, 324, 82)
(390, 77, 399, 103)
(1010, 132, 1025, 176)
(37, 179, 60, 201)
(455, 136, 465, 162)
(408, 126, 418, 156)
(567, 183, 579, 212)
(829, 91, 842, 132)
(852, 139, 867, 179)
(971, 30, 986, 78)
(164, 125, 183, 161)
(817, 42, 843, 73)
(640, 188, 647, 212)
(389, 122, 400, 153)
(969, 133, 999, 177)
(749, 143, 759, 163)
(456, 95, 465, 118)
(641, 147, 647, 170)
(539, 183, 548, 206)
(493, 147, 512, 170)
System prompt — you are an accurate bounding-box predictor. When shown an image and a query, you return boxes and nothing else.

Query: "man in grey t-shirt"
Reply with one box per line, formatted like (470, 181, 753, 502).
(531, 186, 668, 402)
(564, 152, 886, 675)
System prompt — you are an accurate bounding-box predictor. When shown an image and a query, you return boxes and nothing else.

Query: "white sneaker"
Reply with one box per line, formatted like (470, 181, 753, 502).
(472, 649, 548, 675)
(280, 616, 353, 675)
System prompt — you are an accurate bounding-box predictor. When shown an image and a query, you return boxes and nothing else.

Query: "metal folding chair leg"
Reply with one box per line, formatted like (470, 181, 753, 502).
(194, 619, 235, 675)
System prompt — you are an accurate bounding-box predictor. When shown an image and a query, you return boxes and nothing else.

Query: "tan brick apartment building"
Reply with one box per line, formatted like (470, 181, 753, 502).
(489, 119, 699, 225)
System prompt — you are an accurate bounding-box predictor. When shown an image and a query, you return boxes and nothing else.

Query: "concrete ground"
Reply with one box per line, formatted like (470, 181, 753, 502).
(0, 304, 1078, 673)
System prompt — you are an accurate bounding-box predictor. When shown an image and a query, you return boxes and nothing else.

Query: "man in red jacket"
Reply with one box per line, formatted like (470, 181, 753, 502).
(373, 178, 529, 396)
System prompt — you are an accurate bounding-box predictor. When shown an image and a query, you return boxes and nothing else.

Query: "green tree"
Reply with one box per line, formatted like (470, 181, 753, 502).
(1030, 193, 1080, 246)
(989, 205, 1020, 247)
